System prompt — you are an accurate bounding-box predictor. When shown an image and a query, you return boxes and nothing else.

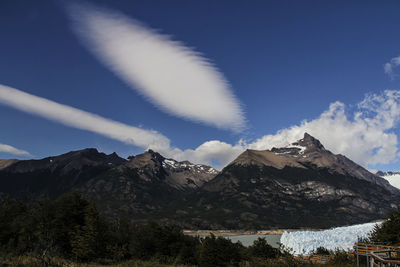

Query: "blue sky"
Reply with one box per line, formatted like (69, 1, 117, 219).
(1, 0, 400, 170)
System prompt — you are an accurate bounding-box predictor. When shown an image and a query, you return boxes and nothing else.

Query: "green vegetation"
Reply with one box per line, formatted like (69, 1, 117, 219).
(368, 209, 400, 245)
(0, 192, 281, 266)
(0, 192, 364, 266)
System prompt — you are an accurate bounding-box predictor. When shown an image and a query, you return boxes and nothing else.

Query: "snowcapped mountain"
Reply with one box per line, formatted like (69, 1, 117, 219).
(376, 171, 400, 190)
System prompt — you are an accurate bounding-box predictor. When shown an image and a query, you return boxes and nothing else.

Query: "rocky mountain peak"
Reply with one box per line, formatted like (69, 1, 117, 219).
(230, 133, 399, 195)
(123, 150, 218, 189)
(147, 149, 165, 162)
(269, 133, 324, 157)
(293, 133, 325, 152)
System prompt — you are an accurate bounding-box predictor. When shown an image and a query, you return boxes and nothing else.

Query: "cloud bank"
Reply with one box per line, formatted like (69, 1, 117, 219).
(384, 56, 400, 79)
(0, 84, 170, 153)
(173, 90, 400, 169)
(0, 143, 31, 156)
(67, 3, 245, 131)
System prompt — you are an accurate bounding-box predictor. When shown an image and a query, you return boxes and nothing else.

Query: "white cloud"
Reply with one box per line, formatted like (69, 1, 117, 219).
(0, 143, 31, 156)
(172, 90, 400, 169)
(384, 56, 400, 79)
(67, 2, 245, 132)
(248, 91, 400, 167)
(169, 140, 246, 169)
(0, 84, 171, 152)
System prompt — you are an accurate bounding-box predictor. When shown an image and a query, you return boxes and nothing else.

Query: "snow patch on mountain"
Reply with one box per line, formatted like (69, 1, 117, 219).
(162, 158, 218, 174)
(286, 144, 306, 154)
(382, 174, 400, 189)
(376, 171, 400, 189)
(280, 221, 380, 255)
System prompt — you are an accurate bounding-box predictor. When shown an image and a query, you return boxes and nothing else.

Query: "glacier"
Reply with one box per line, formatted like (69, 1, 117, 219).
(280, 221, 381, 255)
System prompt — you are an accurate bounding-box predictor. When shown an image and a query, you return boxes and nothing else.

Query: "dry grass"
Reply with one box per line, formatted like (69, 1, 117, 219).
(1, 255, 190, 267)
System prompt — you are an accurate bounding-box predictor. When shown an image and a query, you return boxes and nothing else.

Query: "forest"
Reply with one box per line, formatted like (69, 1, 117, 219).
(0, 192, 398, 266)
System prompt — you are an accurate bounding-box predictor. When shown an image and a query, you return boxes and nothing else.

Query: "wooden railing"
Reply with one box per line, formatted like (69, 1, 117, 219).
(295, 243, 400, 265)
(370, 250, 400, 266)
(356, 243, 400, 267)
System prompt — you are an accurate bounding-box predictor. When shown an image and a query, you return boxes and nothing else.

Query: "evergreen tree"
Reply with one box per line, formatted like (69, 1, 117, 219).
(70, 201, 102, 261)
(0, 196, 28, 253)
(369, 209, 400, 245)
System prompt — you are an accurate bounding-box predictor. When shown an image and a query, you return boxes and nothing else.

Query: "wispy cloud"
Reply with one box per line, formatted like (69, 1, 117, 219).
(66, 2, 245, 132)
(0, 143, 31, 156)
(0, 84, 171, 152)
(173, 90, 400, 169)
(384, 56, 400, 79)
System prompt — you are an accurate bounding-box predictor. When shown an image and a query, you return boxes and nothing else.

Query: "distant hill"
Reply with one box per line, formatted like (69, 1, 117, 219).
(0, 133, 399, 230)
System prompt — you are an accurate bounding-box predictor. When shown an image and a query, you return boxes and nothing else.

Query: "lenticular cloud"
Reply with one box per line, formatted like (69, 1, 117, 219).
(0, 143, 31, 156)
(0, 84, 171, 153)
(67, 3, 245, 132)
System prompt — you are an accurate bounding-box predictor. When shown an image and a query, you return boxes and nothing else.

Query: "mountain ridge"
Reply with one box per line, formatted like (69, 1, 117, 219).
(0, 133, 399, 229)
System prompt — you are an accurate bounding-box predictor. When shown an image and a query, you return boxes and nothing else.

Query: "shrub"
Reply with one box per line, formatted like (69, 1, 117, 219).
(198, 234, 244, 267)
(247, 237, 280, 259)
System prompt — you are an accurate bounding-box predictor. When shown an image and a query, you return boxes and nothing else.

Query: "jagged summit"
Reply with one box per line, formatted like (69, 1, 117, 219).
(125, 150, 218, 189)
(269, 133, 325, 157)
(233, 133, 326, 168)
(295, 132, 325, 151)
(230, 133, 398, 194)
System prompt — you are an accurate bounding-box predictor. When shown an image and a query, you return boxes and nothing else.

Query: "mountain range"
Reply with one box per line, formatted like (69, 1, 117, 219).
(0, 133, 399, 229)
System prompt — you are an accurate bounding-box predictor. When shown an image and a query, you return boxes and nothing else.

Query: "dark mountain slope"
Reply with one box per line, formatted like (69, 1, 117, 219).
(0, 148, 218, 223)
(75, 150, 218, 220)
(0, 148, 125, 198)
(170, 133, 400, 229)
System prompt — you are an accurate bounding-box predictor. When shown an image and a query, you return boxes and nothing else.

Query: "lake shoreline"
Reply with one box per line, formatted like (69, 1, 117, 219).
(183, 229, 311, 237)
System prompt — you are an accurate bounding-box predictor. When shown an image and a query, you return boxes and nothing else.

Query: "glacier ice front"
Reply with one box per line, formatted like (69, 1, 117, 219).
(280, 221, 381, 255)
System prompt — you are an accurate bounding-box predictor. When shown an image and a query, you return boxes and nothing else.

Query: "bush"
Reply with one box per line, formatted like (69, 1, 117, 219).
(311, 246, 331, 255)
(328, 249, 355, 265)
(198, 234, 244, 267)
(247, 237, 280, 259)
